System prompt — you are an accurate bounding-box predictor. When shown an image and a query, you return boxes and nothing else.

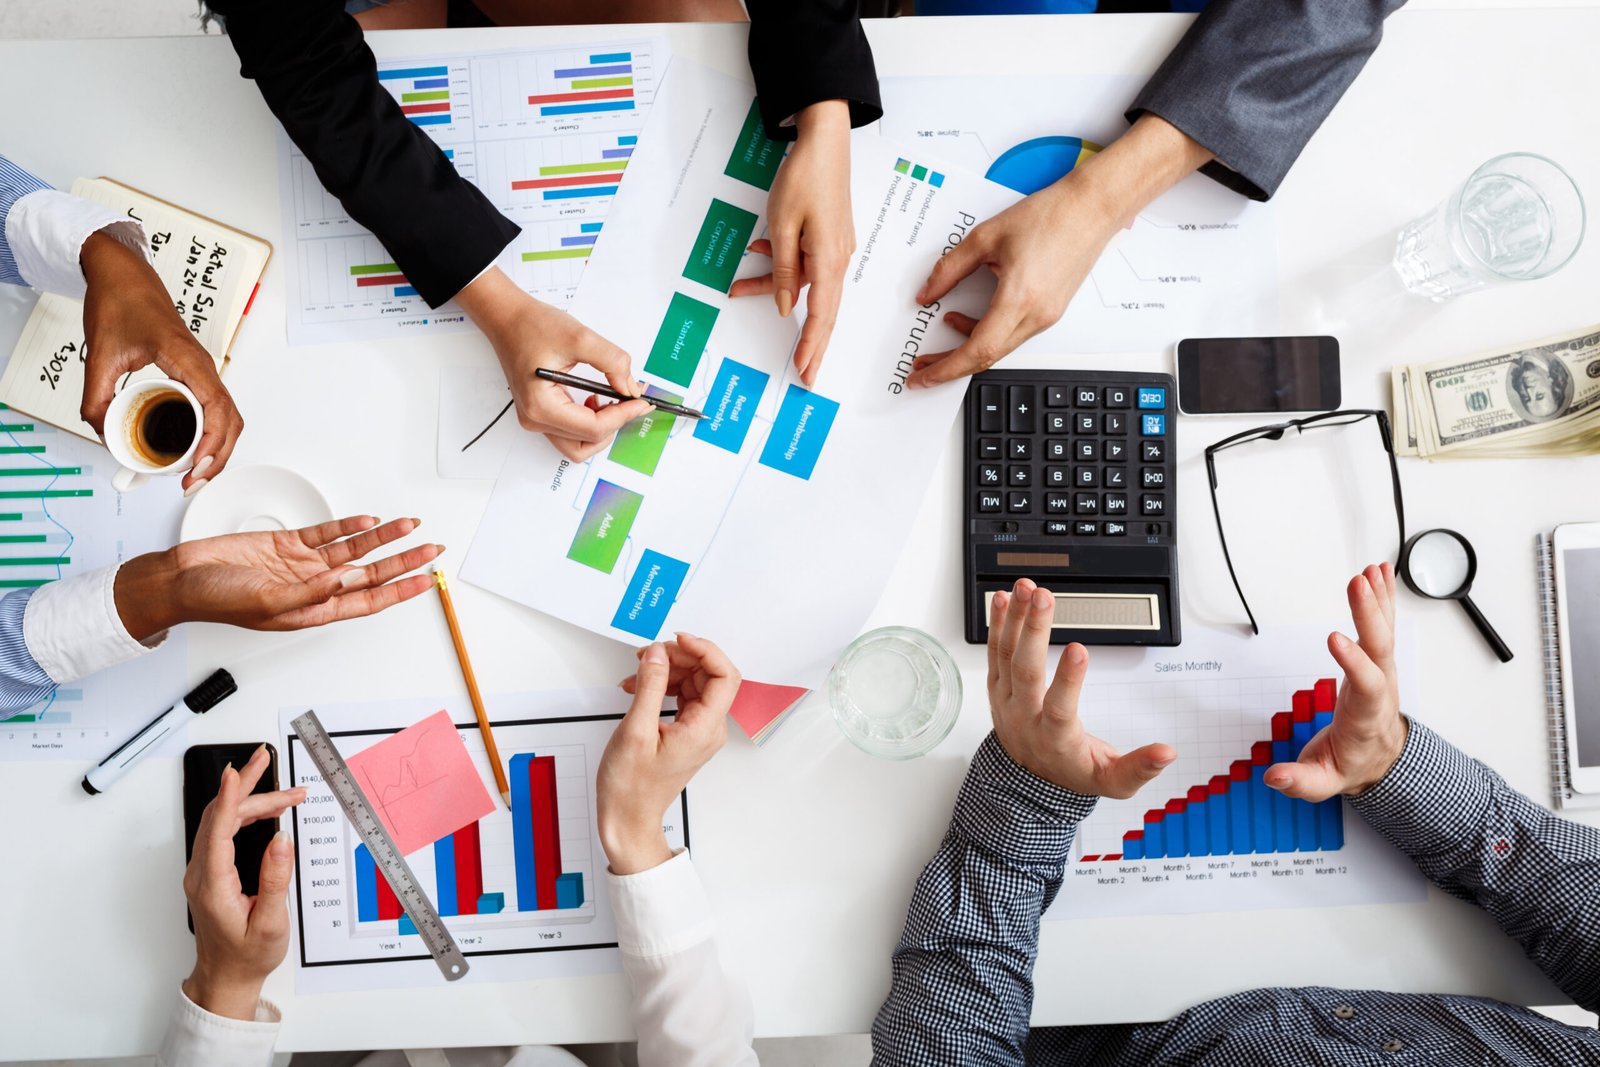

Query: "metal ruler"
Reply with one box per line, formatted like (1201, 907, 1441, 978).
(290, 709, 470, 982)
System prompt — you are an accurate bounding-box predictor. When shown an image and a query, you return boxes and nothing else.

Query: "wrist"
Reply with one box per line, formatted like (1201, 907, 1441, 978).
(599, 811, 673, 875)
(113, 550, 183, 640)
(182, 968, 264, 1022)
(793, 98, 851, 138)
(454, 266, 526, 342)
(1062, 113, 1211, 230)
(1349, 715, 1411, 797)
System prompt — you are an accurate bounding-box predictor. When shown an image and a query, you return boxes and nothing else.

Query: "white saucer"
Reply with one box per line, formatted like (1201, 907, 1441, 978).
(180, 465, 335, 542)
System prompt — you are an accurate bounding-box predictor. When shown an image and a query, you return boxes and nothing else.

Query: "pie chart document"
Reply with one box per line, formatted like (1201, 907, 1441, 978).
(880, 74, 1281, 353)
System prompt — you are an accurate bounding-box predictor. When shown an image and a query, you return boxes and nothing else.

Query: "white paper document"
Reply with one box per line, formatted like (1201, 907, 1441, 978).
(0, 423, 188, 761)
(1046, 627, 1426, 920)
(281, 38, 668, 345)
(879, 74, 1280, 353)
(282, 688, 687, 993)
(462, 61, 1012, 689)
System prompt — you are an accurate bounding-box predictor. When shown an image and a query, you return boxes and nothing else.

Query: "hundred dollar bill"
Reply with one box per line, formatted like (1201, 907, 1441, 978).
(1390, 323, 1600, 459)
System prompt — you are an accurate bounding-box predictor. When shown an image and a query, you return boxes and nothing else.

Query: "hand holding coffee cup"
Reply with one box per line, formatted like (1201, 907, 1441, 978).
(103, 379, 205, 493)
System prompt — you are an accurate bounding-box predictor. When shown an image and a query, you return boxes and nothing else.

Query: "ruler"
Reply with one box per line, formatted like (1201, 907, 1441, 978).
(290, 709, 470, 982)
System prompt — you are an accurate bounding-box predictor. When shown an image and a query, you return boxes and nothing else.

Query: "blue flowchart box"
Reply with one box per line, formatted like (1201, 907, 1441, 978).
(611, 549, 690, 640)
(693, 358, 769, 453)
(759, 384, 840, 480)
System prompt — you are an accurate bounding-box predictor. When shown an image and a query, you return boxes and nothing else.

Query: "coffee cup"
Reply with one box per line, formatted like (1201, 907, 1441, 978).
(103, 378, 203, 492)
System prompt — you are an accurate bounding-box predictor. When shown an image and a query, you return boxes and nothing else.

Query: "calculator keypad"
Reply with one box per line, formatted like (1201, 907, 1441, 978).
(971, 378, 1173, 539)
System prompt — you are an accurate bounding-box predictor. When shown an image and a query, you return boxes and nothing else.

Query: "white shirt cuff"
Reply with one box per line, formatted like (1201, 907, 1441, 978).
(607, 850, 716, 960)
(23, 563, 165, 685)
(157, 986, 281, 1066)
(5, 188, 149, 299)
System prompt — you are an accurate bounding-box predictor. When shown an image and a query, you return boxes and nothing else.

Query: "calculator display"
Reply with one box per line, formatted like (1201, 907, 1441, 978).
(982, 590, 1159, 630)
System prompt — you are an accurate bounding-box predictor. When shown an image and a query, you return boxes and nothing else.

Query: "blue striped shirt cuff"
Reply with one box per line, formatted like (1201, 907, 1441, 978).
(0, 154, 53, 288)
(0, 587, 59, 717)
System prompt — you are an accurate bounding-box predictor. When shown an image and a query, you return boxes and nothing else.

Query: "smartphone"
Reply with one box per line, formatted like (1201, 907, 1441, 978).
(1176, 336, 1341, 415)
(1554, 524, 1600, 793)
(182, 743, 279, 931)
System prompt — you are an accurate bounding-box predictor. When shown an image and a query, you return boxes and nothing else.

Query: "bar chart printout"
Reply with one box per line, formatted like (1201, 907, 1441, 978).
(0, 408, 187, 761)
(278, 38, 666, 344)
(285, 691, 688, 992)
(1046, 628, 1426, 921)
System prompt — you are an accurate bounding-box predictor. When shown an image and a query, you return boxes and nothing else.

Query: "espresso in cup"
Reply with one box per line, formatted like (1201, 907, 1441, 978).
(128, 388, 199, 466)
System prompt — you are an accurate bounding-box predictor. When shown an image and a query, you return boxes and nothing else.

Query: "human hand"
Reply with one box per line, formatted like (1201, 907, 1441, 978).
(600, 635, 740, 874)
(182, 745, 305, 1021)
(113, 515, 442, 640)
(78, 231, 244, 495)
(455, 268, 651, 461)
(989, 578, 1175, 795)
(907, 114, 1212, 388)
(729, 99, 854, 387)
(1265, 563, 1408, 800)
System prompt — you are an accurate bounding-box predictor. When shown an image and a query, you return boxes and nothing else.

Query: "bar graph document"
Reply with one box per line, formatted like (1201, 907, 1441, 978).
(1049, 627, 1426, 920)
(279, 39, 668, 345)
(281, 688, 686, 992)
(0, 411, 187, 762)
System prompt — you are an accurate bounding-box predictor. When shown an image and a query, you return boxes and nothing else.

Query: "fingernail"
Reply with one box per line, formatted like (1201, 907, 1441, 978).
(183, 479, 208, 498)
(269, 830, 290, 858)
(1033, 588, 1052, 610)
(1331, 632, 1350, 650)
(411, 517, 422, 527)
(674, 630, 695, 641)
(339, 567, 365, 588)
(192, 455, 214, 477)
(642, 643, 668, 664)
(434, 544, 446, 555)
(1265, 770, 1290, 788)
(1067, 644, 1088, 665)
(777, 290, 793, 317)
(1154, 754, 1176, 768)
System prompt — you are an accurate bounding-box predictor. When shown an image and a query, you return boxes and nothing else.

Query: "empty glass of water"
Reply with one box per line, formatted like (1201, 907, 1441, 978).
(1393, 153, 1584, 301)
(828, 626, 962, 759)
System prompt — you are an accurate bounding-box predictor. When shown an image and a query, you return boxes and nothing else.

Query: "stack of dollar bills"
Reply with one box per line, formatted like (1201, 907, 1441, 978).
(1392, 324, 1600, 459)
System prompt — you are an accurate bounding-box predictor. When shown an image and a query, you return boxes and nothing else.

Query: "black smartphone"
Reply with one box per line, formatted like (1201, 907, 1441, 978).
(182, 743, 279, 932)
(1176, 336, 1341, 415)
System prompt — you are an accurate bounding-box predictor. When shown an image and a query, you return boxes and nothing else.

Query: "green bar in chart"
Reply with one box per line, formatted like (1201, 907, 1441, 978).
(0, 490, 92, 499)
(0, 514, 21, 522)
(644, 293, 718, 387)
(0, 467, 79, 477)
(724, 97, 785, 191)
(0, 447, 45, 455)
(683, 199, 758, 293)
(0, 424, 34, 433)
(0, 557, 67, 567)
(0, 535, 47, 544)
(348, 262, 401, 276)
(401, 90, 450, 102)
(539, 161, 627, 176)
(572, 76, 632, 89)
(522, 248, 592, 262)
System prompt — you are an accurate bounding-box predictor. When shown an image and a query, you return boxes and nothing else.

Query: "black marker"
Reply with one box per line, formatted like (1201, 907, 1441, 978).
(82, 670, 238, 795)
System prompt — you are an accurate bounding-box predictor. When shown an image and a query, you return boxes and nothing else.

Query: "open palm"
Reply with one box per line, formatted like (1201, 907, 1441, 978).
(167, 515, 441, 631)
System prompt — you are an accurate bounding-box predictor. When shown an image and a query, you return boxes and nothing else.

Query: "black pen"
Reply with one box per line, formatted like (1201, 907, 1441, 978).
(535, 368, 705, 420)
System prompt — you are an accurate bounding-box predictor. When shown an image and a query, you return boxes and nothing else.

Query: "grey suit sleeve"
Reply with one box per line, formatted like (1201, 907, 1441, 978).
(1128, 0, 1409, 201)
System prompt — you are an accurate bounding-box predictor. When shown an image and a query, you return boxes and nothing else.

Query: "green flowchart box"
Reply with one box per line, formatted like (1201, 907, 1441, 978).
(683, 198, 758, 293)
(724, 98, 785, 191)
(567, 479, 643, 574)
(645, 292, 718, 387)
(608, 388, 681, 476)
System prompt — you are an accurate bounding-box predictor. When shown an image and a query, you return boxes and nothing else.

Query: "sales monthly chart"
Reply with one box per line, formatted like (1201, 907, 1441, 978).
(279, 39, 667, 345)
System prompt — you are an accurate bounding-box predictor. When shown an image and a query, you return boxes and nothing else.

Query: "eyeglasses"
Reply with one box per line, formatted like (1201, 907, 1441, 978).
(1204, 409, 1407, 634)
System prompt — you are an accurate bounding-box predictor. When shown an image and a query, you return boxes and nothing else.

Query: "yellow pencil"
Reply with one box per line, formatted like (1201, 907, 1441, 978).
(433, 566, 511, 808)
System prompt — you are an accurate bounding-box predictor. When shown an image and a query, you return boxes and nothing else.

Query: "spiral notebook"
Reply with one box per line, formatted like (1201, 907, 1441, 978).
(1537, 531, 1600, 810)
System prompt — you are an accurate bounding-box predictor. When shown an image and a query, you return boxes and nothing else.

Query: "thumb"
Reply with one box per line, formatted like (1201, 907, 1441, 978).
(1263, 760, 1343, 803)
(1101, 742, 1176, 799)
(623, 644, 671, 736)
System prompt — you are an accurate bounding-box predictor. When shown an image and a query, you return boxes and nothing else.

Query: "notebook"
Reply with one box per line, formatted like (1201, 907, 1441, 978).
(0, 178, 271, 441)
(1537, 531, 1600, 810)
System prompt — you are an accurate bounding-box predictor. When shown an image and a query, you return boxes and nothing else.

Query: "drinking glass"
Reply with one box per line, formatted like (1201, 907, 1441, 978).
(1393, 153, 1584, 301)
(828, 627, 962, 759)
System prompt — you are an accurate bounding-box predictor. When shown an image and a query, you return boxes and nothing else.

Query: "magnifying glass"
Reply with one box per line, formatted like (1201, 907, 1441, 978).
(1397, 528, 1513, 662)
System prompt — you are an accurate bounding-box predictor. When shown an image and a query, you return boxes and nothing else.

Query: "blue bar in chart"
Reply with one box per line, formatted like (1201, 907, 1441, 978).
(1184, 787, 1209, 857)
(580, 222, 603, 233)
(433, 832, 459, 917)
(539, 100, 636, 117)
(551, 64, 632, 78)
(377, 66, 449, 80)
(590, 52, 632, 63)
(1142, 810, 1165, 859)
(355, 844, 378, 922)
(1228, 762, 1254, 855)
(1207, 779, 1230, 854)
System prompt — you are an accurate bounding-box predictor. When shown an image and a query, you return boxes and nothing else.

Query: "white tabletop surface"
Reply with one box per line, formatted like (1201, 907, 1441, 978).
(3, 5, 1600, 1058)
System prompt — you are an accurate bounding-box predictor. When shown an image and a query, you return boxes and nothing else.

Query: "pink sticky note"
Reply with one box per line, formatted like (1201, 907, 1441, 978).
(345, 710, 496, 855)
(729, 680, 808, 741)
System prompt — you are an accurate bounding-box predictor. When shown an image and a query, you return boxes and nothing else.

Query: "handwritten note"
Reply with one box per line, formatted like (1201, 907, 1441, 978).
(345, 710, 496, 855)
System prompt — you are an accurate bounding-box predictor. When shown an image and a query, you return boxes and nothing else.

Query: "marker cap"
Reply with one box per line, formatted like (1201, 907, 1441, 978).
(185, 669, 238, 714)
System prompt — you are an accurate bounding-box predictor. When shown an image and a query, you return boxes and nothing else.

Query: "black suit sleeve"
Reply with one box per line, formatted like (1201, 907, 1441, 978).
(208, 0, 518, 307)
(746, 0, 882, 141)
(1128, 0, 1408, 201)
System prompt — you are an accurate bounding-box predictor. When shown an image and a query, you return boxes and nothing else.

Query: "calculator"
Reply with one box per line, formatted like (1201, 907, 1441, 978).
(964, 369, 1180, 646)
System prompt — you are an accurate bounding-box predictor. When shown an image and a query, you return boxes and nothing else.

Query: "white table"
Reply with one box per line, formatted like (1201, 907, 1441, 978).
(2, 6, 1599, 1058)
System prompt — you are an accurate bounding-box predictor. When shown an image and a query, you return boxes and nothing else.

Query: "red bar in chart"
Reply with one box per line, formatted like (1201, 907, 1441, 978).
(401, 101, 451, 115)
(375, 861, 403, 921)
(455, 821, 483, 917)
(355, 274, 409, 288)
(529, 754, 563, 910)
(526, 88, 635, 105)
(511, 173, 625, 191)
(1314, 677, 1337, 712)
